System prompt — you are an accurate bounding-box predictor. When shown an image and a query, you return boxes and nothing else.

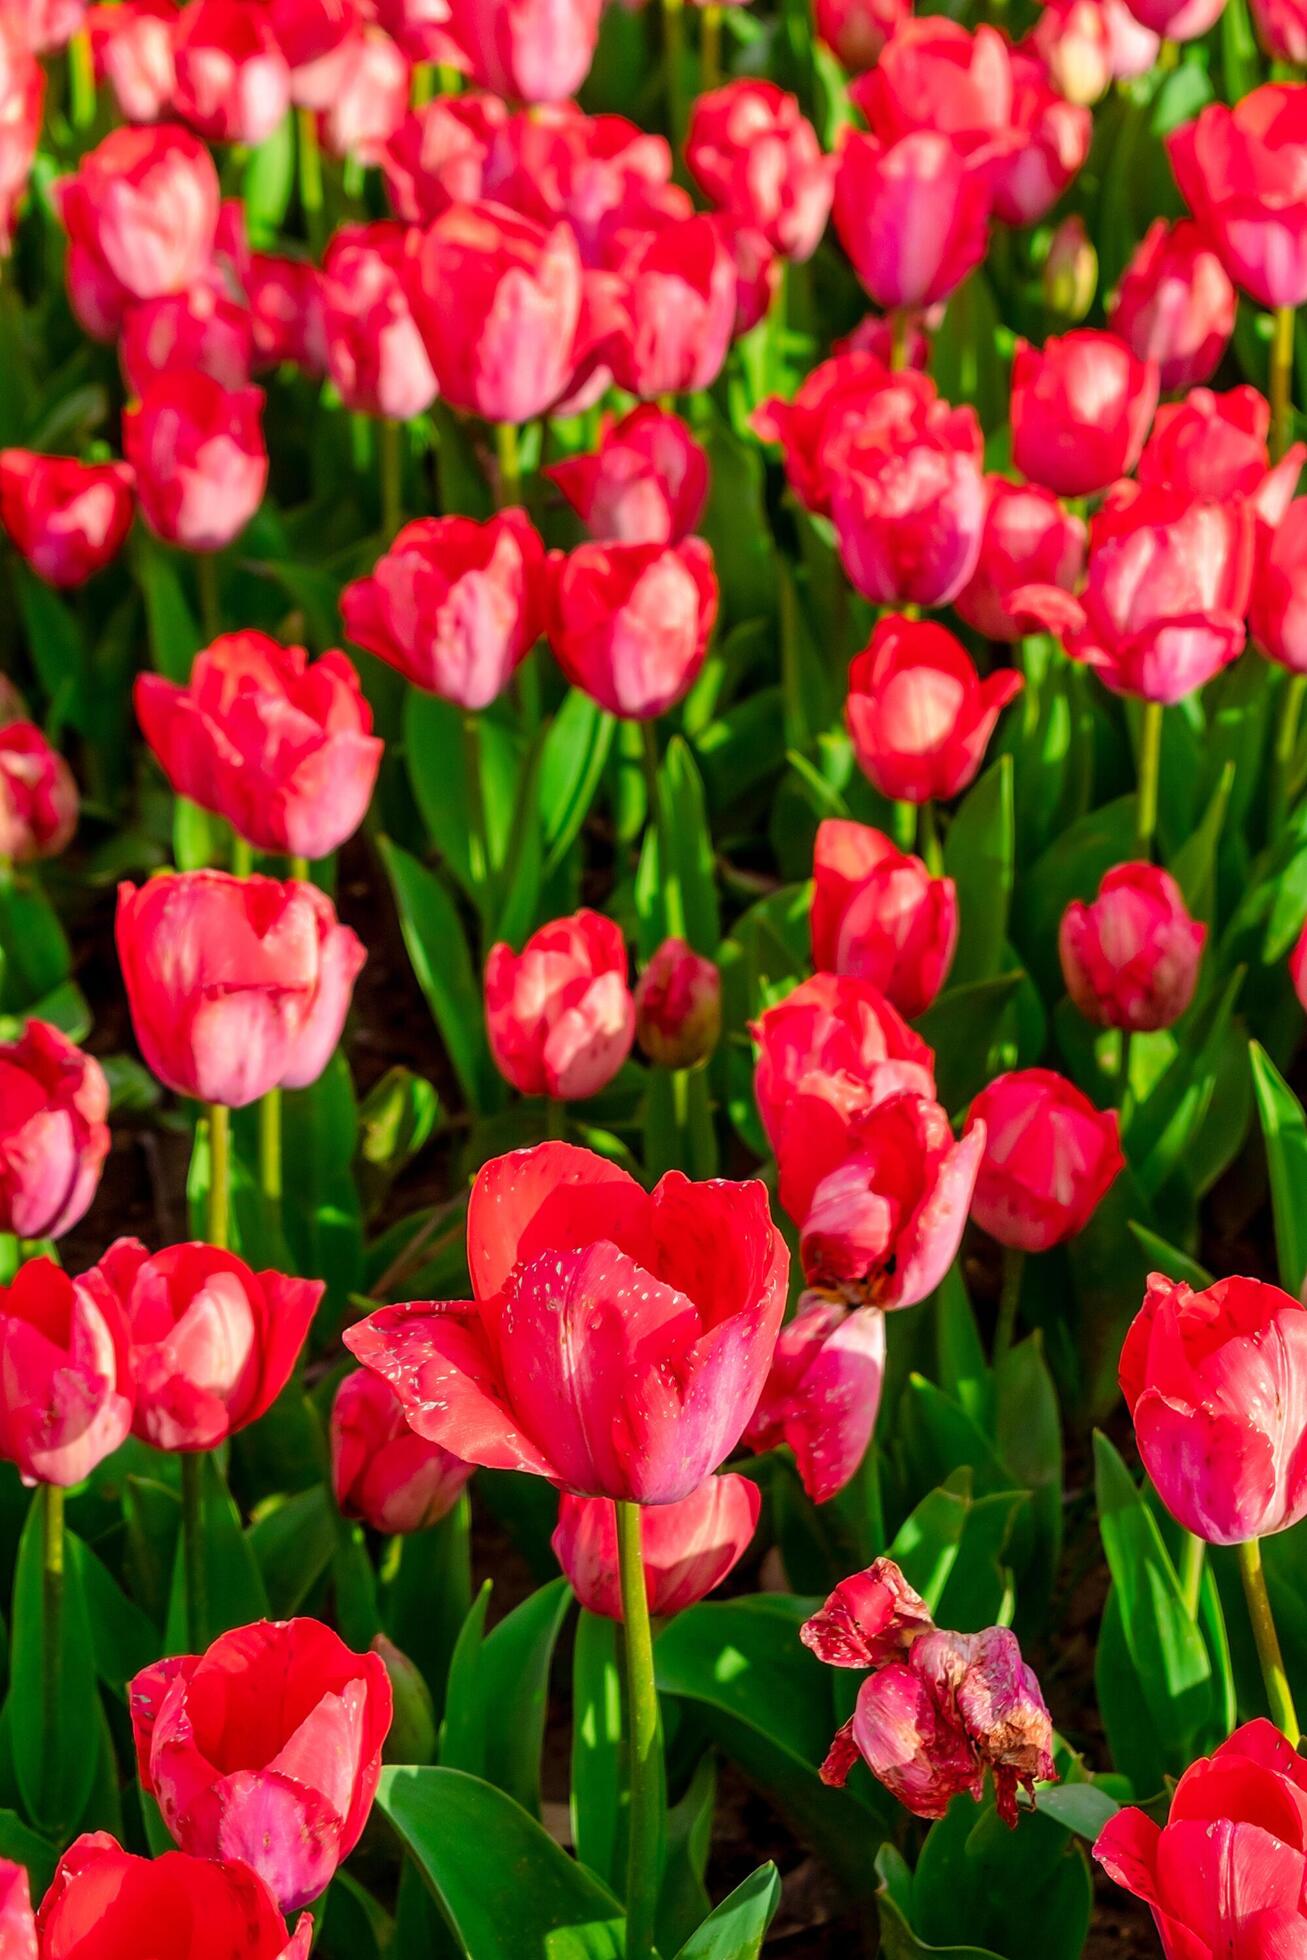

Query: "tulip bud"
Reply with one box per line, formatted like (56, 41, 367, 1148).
(1043, 217, 1097, 323)
(321, 27, 409, 164)
(686, 81, 833, 264)
(954, 478, 1085, 646)
(321, 221, 436, 423)
(551, 1474, 760, 1620)
(123, 375, 268, 554)
(546, 538, 718, 721)
(1060, 862, 1206, 1032)
(0, 721, 78, 862)
(1108, 219, 1237, 392)
(544, 405, 709, 548)
(372, 1634, 437, 1764)
(833, 129, 991, 318)
(0, 449, 135, 588)
(634, 938, 721, 1070)
(846, 616, 1023, 805)
(331, 1366, 474, 1534)
(0, 1021, 109, 1242)
(1011, 331, 1158, 499)
(810, 820, 957, 1019)
(965, 1068, 1123, 1252)
(485, 910, 635, 1102)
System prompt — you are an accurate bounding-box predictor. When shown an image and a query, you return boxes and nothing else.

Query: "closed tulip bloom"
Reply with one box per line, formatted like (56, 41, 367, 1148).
(634, 937, 721, 1069)
(1109, 220, 1237, 392)
(725, 220, 780, 337)
(1060, 864, 1206, 1033)
(0, 1255, 133, 1485)
(814, 0, 911, 69)
(172, 0, 291, 147)
(341, 511, 545, 709)
(124, 375, 268, 554)
(851, 19, 1015, 158)
(345, 1139, 790, 1503)
(443, 0, 601, 103)
(752, 354, 937, 518)
(0, 1022, 109, 1242)
(1096, 1720, 1307, 1957)
(1170, 86, 1307, 311)
(686, 82, 832, 263)
(87, 0, 177, 124)
(321, 27, 409, 162)
(120, 287, 255, 396)
(847, 616, 1023, 805)
(752, 971, 936, 1156)
(954, 478, 1086, 645)
(481, 104, 672, 259)
(1252, 499, 1307, 674)
(829, 403, 986, 609)
(246, 253, 328, 374)
(130, 1619, 392, 1913)
(603, 211, 738, 400)
(546, 537, 717, 721)
(1011, 331, 1158, 499)
(833, 129, 992, 313)
(1032, 0, 1159, 102)
(136, 633, 382, 862)
(382, 96, 503, 224)
(0, 450, 135, 587)
(545, 406, 709, 547)
(0, 18, 43, 254)
(116, 872, 366, 1107)
(994, 53, 1091, 229)
(321, 221, 437, 423)
(331, 1366, 474, 1535)
(1118, 0, 1224, 37)
(0, 722, 78, 863)
(485, 910, 634, 1101)
(811, 819, 958, 1019)
(965, 1067, 1123, 1252)
(553, 1474, 760, 1618)
(1251, 0, 1307, 60)
(743, 1294, 886, 1503)
(1137, 386, 1304, 525)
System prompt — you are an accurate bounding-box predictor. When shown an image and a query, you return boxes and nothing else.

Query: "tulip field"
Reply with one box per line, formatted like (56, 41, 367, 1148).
(12, 0, 1307, 1957)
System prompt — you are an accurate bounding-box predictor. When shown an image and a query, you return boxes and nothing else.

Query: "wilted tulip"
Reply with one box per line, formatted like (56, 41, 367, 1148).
(130, 1619, 392, 1912)
(954, 477, 1085, 644)
(0, 1255, 132, 1484)
(965, 1067, 1123, 1252)
(485, 910, 634, 1101)
(1060, 863, 1206, 1032)
(1170, 86, 1307, 311)
(171, 0, 292, 147)
(381, 94, 504, 223)
(345, 1139, 789, 1503)
(0, 18, 43, 253)
(123, 375, 268, 554)
(832, 129, 992, 312)
(846, 615, 1023, 804)
(320, 222, 437, 423)
(442, 0, 602, 103)
(0, 1022, 109, 1242)
(634, 938, 721, 1069)
(751, 971, 935, 1157)
(544, 406, 709, 547)
(811, 819, 957, 1019)
(1137, 386, 1303, 525)
(1252, 499, 1307, 674)
(1250, 0, 1307, 60)
(603, 211, 738, 401)
(828, 398, 986, 609)
(120, 287, 255, 396)
(552, 1474, 760, 1618)
(136, 632, 382, 862)
(744, 1293, 886, 1502)
(1108, 218, 1237, 391)
(801, 1557, 934, 1668)
(116, 872, 366, 1107)
(87, 0, 176, 123)
(0, 450, 135, 587)
(331, 1367, 474, 1535)
(1011, 331, 1158, 498)
(545, 538, 717, 721)
(0, 722, 78, 862)
(341, 511, 546, 709)
(686, 82, 832, 263)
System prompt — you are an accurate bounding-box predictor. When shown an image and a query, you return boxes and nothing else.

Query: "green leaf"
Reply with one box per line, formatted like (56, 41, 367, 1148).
(875, 1846, 1003, 1960)
(135, 531, 202, 681)
(1033, 1784, 1119, 1841)
(1126, 1222, 1213, 1292)
(248, 1486, 337, 1618)
(164, 1453, 268, 1652)
(671, 1864, 780, 1960)
(944, 757, 1014, 985)
(541, 694, 616, 878)
(440, 1579, 572, 1817)
(77, 1536, 160, 1696)
(1250, 1041, 1307, 1293)
(915, 973, 1024, 1113)
(379, 837, 501, 1114)
(571, 1609, 624, 1895)
(8, 1493, 99, 1836)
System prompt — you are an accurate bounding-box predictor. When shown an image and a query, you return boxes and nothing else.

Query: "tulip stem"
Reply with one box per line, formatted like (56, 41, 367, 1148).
(39, 1484, 64, 1827)
(196, 553, 221, 645)
(380, 418, 403, 540)
(495, 421, 522, 510)
(180, 1454, 208, 1652)
(663, 0, 686, 146)
(231, 833, 253, 878)
(1272, 305, 1296, 463)
(259, 1087, 282, 1221)
(1178, 1530, 1205, 1621)
(916, 800, 943, 876)
(616, 1500, 661, 1960)
(1272, 673, 1307, 837)
(701, 2, 723, 87)
(993, 1247, 1025, 1364)
(297, 107, 325, 256)
(207, 1103, 231, 1252)
(889, 309, 910, 373)
(1237, 1537, 1300, 1745)
(1134, 699, 1163, 861)
(68, 28, 95, 130)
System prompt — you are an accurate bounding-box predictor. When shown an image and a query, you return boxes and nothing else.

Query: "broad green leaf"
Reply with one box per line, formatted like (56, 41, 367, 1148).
(1126, 1222, 1213, 1292)
(671, 1864, 780, 1960)
(916, 973, 1024, 1113)
(911, 1795, 1092, 1960)
(440, 1579, 571, 1817)
(8, 1493, 99, 1836)
(1250, 1041, 1307, 1293)
(135, 531, 202, 681)
(164, 1453, 268, 1652)
(944, 757, 1014, 985)
(876, 1843, 1004, 1960)
(541, 693, 616, 878)
(571, 1609, 624, 1894)
(78, 1536, 160, 1696)
(248, 1486, 337, 1618)
(379, 837, 501, 1114)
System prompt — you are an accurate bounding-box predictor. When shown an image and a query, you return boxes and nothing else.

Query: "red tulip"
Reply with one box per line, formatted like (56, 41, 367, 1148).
(954, 477, 1085, 644)
(1011, 331, 1158, 498)
(545, 405, 709, 547)
(994, 51, 1091, 229)
(381, 95, 504, 224)
(964, 1067, 1123, 1252)
(320, 27, 409, 163)
(1108, 220, 1237, 391)
(481, 103, 672, 261)
(1032, 0, 1159, 101)
(442, 0, 602, 103)
(814, 0, 910, 70)
(828, 397, 986, 609)
(1097, 1720, 1307, 1957)
(752, 352, 933, 517)
(18, 1835, 312, 1957)
(686, 82, 832, 263)
(1060, 863, 1206, 1033)
(602, 210, 738, 400)
(811, 819, 957, 1019)
(130, 1619, 392, 1912)
(363, 0, 467, 65)
(751, 971, 936, 1157)
(1252, 498, 1307, 674)
(634, 937, 721, 1069)
(320, 221, 436, 422)
(344, 1139, 789, 1503)
(800, 1557, 934, 1668)
(123, 375, 268, 554)
(851, 19, 1013, 157)
(545, 537, 717, 721)
(268, 0, 359, 106)
(341, 511, 545, 709)
(246, 253, 328, 374)
(832, 129, 992, 312)
(1118, 0, 1224, 36)
(0, 19, 43, 254)
(87, 0, 176, 124)
(846, 616, 1022, 804)
(0, 1861, 33, 1960)
(120, 286, 255, 396)
(1170, 86, 1307, 311)
(744, 1294, 886, 1502)
(0, 1255, 132, 1485)
(0, 449, 135, 587)
(171, 0, 291, 147)
(331, 1367, 474, 1534)
(1137, 385, 1303, 525)
(116, 872, 366, 1107)
(0, 1022, 109, 1242)
(0, 722, 78, 862)
(136, 632, 381, 861)
(485, 910, 634, 1101)
(724, 219, 780, 336)
(1250, 0, 1307, 61)
(552, 1474, 760, 1618)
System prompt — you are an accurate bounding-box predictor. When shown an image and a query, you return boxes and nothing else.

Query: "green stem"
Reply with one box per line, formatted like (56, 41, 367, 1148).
(616, 1501, 661, 1960)
(380, 417, 403, 539)
(40, 1484, 64, 1826)
(662, 0, 686, 146)
(495, 420, 522, 510)
(231, 833, 253, 878)
(290, 855, 310, 882)
(1178, 1531, 1205, 1621)
(545, 1097, 566, 1142)
(916, 800, 943, 876)
(297, 106, 325, 255)
(993, 1247, 1025, 1364)
(1272, 304, 1296, 463)
(462, 711, 494, 917)
(180, 1454, 208, 1652)
(259, 1087, 282, 1218)
(207, 1103, 231, 1252)
(196, 553, 221, 645)
(1272, 672, 1307, 837)
(1237, 1537, 1300, 1744)
(1134, 699, 1163, 861)
(68, 28, 95, 130)
(700, 1, 722, 87)
(889, 309, 910, 372)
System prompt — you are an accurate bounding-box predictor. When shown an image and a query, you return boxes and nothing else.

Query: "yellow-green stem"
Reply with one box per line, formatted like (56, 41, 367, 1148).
(1272, 304, 1296, 463)
(1134, 699, 1163, 861)
(1237, 1537, 1300, 1744)
(207, 1103, 231, 1251)
(68, 29, 95, 129)
(40, 1484, 64, 1825)
(1178, 1531, 1205, 1621)
(180, 1453, 208, 1652)
(259, 1087, 282, 1216)
(290, 855, 310, 882)
(231, 833, 253, 878)
(380, 418, 403, 540)
(462, 711, 494, 919)
(297, 107, 325, 255)
(701, 1, 723, 86)
(993, 1246, 1025, 1364)
(889, 309, 910, 372)
(495, 420, 522, 509)
(1272, 672, 1307, 837)
(616, 1501, 660, 1960)
(916, 800, 943, 876)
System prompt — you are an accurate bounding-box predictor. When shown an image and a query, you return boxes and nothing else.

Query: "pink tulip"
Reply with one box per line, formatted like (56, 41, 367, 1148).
(814, 0, 911, 69)
(1250, 0, 1307, 60)
(320, 27, 409, 163)
(811, 819, 957, 1019)
(552, 1474, 760, 1618)
(87, 0, 176, 123)
(485, 911, 634, 1101)
(321, 221, 437, 422)
(1060, 863, 1206, 1032)
(634, 938, 721, 1069)
(752, 971, 935, 1157)
(0, 450, 135, 588)
(269, 0, 359, 106)
(331, 1367, 474, 1535)
(602, 211, 738, 401)
(544, 406, 708, 547)
(965, 1067, 1123, 1252)
(954, 477, 1085, 644)
(120, 287, 255, 396)
(1170, 86, 1307, 311)
(545, 537, 717, 721)
(846, 615, 1023, 804)
(123, 375, 268, 554)
(1137, 386, 1303, 525)
(381, 95, 504, 224)
(171, 0, 292, 147)
(1118, 0, 1224, 37)
(752, 353, 934, 517)
(0, 1022, 109, 1242)
(245, 253, 328, 375)
(994, 50, 1091, 228)
(1108, 220, 1237, 392)
(0, 16, 42, 253)
(0, 721, 78, 862)
(828, 398, 986, 609)
(442, 0, 602, 103)
(744, 1293, 886, 1502)
(686, 82, 833, 263)
(832, 129, 992, 312)
(1011, 331, 1158, 498)
(1252, 499, 1307, 675)
(0, 1255, 133, 1485)
(482, 103, 671, 261)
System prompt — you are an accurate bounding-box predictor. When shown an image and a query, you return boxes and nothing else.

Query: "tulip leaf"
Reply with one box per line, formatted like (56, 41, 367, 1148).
(7, 1492, 100, 1838)
(0, 880, 72, 1016)
(657, 1752, 716, 1956)
(77, 1534, 162, 1697)
(911, 1794, 1092, 1960)
(440, 1577, 571, 1818)
(877, 1846, 1005, 1960)
(378, 1765, 626, 1960)
(378, 835, 502, 1114)
(571, 1608, 625, 1894)
(1250, 1040, 1307, 1294)
(247, 1486, 337, 1619)
(944, 756, 1014, 986)
(671, 1862, 780, 1960)
(1125, 1222, 1213, 1293)
(381, 1496, 473, 1721)
(164, 1452, 268, 1653)
(1017, 794, 1137, 1000)
(134, 530, 202, 682)
(541, 692, 616, 879)
(915, 973, 1024, 1114)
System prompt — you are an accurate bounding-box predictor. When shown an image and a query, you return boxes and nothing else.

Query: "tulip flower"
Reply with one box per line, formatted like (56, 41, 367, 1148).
(130, 1618, 392, 1913)
(320, 222, 437, 424)
(752, 353, 936, 518)
(171, 0, 292, 147)
(0, 1021, 109, 1242)
(828, 398, 986, 609)
(1171, 86, 1307, 312)
(246, 253, 328, 374)
(814, 0, 909, 65)
(1137, 386, 1304, 524)
(544, 406, 709, 547)
(634, 938, 721, 1070)
(268, 0, 358, 104)
(810, 819, 958, 1020)
(0, 721, 78, 863)
(484, 910, 635, 1101)
(832, 128, 993, 313)
(965, 1067, 1123, 1252)
(954, 478, 1086, 645)
(800, 1557, 934, 1667)
(443, 0, 602, 103)
(87, 0, 176, 123)
(345, 1139, 790, 1503)
(1010, 331, 1158, 499)
(1252, 499, 1307, 674)
(744, 1293, 887, 1502)
(120, 287, 255, 397)
(7, 1837, 312, 1957)
(481, 102, 671, 258)
(751, 971, 936, 1157)
(1060, 863, 1206, 1032)
(1119, 0, 1224, 35)
(995, 53, 1091, 229)
(342, 511, 546, 710)
(331, 1367, 474, 1535)
(0, 450, 135, 587)
(116, 872, 366, 1108)
(725, 221, 780, 337)
(0, 19, 42, 253)
(1108, 219, 1237, 392)
(123, 375, 268, 554)
(381, 94, 504, 224)
(89, 1238, 321, 1452)
(545, 537, 717, 721)
(552, 1474, 761, 1618)
(0, 1255, 133, 1485)
(320, 27, 409, 163)
(1250, 0, 1307, 60)
(603, 211, 738, 401)
(135, 632, 383, 862)
(686, 82, 833, 263)
(1032, 0, 1160, 102)
(850, 20, 1015, 160)
(846, 616, 1023, 804)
